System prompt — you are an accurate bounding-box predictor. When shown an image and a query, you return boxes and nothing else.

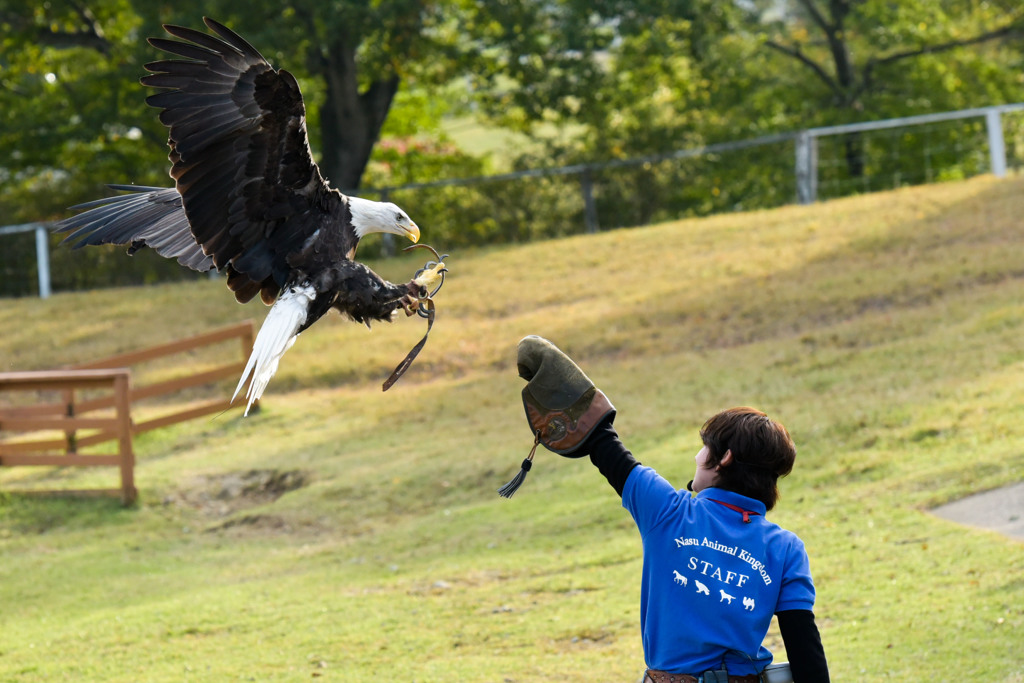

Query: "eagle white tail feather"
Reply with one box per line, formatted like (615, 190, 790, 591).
(232, 284, 316, 416)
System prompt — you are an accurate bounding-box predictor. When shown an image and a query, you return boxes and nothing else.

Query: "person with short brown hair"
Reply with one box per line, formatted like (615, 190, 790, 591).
(513, 336, 829, 682)
(697, 407, 796, 511)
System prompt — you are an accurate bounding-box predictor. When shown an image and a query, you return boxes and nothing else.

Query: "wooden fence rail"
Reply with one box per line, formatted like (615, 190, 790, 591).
(69, 320, 256, 434)
(0, 320, 255, 504)
(0, 369, 135, 504)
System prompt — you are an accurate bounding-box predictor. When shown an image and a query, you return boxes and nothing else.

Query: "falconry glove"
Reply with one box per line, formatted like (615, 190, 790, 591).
(498, 335, 615, 498)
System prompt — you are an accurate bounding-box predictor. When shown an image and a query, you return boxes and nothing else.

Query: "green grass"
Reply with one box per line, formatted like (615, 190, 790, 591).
(2, 175, 1024, 681)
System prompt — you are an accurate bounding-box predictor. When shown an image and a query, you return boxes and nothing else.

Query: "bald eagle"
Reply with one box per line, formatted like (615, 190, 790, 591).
(56, 18, 444, 414)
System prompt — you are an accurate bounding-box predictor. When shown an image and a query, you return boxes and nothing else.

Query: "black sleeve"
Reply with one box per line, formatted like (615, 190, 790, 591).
(776, 609, 830, 682)
(579, 415, 640, 497)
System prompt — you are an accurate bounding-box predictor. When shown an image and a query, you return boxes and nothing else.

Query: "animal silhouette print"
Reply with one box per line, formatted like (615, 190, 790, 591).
(694, 580, 710, 596)
(672, 570, 688, 586)
(719, 589, 736, 605)
(743, 597, 755, 611)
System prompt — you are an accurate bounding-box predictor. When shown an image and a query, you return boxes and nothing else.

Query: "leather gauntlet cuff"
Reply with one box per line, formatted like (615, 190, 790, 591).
(522, 387, 615, 456)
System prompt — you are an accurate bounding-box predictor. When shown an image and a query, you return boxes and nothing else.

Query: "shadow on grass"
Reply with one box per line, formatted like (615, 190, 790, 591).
(0, 492, 135, 535)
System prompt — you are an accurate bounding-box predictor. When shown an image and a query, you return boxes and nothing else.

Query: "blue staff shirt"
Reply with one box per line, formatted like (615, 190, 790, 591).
(621, 466, 816, 676)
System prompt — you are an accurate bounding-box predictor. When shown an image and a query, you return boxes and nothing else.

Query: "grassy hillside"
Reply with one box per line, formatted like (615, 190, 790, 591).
(2, 175, 1023, 681)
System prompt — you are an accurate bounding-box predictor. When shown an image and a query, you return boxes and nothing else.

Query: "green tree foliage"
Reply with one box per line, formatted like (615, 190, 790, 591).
(755, 0, 1024, 181)
(757, 0, 1024, 119)
(455, 0, 1024, 231)
(3, 1, 1024, 297)
(0, 2, 201, 295)
(0, 2, 164, 211)
(0, 0, 488, 294)
(1, 0, 486, 207)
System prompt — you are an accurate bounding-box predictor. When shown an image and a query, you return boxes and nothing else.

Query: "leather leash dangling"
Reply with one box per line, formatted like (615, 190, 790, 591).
(382, 244, 448, 392)
(383, 297, 435, 391)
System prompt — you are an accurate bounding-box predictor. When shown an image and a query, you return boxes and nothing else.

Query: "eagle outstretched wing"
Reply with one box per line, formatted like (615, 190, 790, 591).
(59, 17, 352, 306)
(59, 185, 212, 271)
(143, 17, 350, 304)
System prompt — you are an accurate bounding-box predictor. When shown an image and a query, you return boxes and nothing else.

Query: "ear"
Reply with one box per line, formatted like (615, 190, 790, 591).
(718, 449, 734, 469)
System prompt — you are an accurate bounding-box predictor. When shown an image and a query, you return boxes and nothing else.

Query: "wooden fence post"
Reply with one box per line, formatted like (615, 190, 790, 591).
(63, 386, 77, 454)
(113, 372, 136, 505)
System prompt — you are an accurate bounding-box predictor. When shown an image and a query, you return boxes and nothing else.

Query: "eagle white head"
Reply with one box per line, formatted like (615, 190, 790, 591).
(347, 196, 420, 243)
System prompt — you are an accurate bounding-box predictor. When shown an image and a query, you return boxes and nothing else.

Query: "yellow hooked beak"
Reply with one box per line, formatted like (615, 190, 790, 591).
(402, 222, 421, 243)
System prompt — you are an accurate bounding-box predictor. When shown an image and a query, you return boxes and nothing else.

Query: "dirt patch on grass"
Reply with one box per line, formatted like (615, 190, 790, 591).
(206, 513, 292, 533)
(164, 468, 308, 518)
(557, 628, 619, 650)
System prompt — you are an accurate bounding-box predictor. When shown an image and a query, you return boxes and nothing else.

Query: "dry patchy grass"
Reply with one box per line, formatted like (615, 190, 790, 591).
(1, 175, 1024, 681)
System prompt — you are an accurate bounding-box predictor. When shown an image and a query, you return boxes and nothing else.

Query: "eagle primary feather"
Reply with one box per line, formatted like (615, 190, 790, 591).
(56, 17, 433, 409)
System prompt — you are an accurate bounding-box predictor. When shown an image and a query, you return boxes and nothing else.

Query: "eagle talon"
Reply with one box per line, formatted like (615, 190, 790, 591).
(412, 261, 447, 296)
(404, 244, 449, 299)
(398, 292, 419, 316)
(397, 243, 448, 318)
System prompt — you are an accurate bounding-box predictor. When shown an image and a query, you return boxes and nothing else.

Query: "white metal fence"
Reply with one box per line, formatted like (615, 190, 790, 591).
(4, 102, 1022, 298)
(0, 222, 51, 298)
(795, 103, 1024, 203)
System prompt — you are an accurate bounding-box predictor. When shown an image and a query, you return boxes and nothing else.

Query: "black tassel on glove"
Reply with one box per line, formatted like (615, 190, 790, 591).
(497, 432, 540, 498)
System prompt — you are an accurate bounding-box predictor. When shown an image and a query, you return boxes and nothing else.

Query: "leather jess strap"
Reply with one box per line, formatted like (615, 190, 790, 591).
(644, 671, 699, 683)
(644, 670, 762, 683)
(644, 672, 698, 683)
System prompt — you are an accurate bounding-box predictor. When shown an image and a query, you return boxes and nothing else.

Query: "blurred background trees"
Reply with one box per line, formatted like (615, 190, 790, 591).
(2, 0, 1023, 295)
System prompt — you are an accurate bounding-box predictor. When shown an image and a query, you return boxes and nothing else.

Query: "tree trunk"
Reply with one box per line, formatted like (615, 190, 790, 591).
(316, 34, 400, 191)
(843, 133, 864, 179)
(818, 0, 865, 179)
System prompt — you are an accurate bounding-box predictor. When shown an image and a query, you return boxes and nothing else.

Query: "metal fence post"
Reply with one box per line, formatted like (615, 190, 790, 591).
(795, 131, 818, 204)
(34, 224, 52, 299)
(985, 108, 1007, 178)
(581, 167, 599, 233)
